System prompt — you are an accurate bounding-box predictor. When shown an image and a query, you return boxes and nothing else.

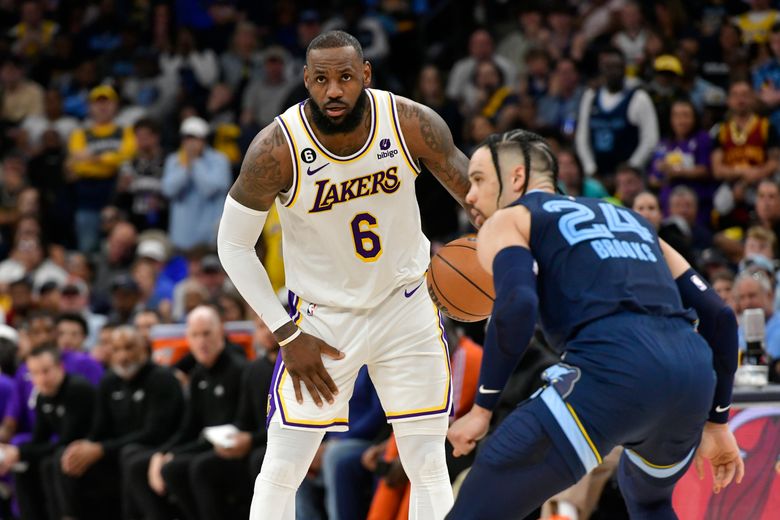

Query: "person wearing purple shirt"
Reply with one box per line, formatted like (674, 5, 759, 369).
(5, 314, 103, 446)
(649, 99, 717, 226)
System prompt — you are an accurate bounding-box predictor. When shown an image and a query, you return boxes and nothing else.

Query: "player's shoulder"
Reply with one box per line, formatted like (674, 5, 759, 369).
(480, 206, 529, 244)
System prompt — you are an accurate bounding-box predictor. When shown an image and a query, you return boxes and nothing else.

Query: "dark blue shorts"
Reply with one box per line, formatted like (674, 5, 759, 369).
(535, 313, 716, 480)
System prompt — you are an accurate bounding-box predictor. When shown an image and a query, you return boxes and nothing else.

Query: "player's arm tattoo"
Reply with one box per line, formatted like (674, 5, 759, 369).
(229, 122, 292, 211)
(397, 97, 472, 209)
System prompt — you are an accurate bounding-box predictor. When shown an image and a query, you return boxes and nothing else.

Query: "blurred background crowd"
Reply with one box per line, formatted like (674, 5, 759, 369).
(0, 0, 776, 519)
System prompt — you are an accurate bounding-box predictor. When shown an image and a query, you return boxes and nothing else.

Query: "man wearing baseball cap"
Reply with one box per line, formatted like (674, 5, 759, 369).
(161, 116, 231, 251)
(66, 84, 137, 253)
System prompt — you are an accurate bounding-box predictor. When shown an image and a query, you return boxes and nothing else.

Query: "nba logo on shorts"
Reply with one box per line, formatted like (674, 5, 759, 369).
(306, 303, 317, 316)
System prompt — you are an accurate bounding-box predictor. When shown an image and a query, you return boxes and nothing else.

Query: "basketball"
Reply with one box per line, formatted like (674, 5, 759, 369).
(427, 236, 495, 322)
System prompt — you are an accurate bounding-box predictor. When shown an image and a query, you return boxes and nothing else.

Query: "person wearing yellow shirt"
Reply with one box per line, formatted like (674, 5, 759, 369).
(67, 85, 136, 253)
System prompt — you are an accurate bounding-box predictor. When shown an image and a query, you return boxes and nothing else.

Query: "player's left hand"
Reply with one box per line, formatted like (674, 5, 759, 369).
(694, 422, 744, 494)
(448, 405, 492, 457)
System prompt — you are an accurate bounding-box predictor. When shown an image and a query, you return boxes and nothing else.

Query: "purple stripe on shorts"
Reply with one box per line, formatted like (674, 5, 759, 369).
(266, 354, 284, 428)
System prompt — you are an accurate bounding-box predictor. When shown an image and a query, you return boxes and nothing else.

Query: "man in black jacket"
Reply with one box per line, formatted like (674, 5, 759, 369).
(53, 326, 184, 519)
(188, 317, 278, 519)
(0, 344, 95, 520)
(126, 305, 247, 520)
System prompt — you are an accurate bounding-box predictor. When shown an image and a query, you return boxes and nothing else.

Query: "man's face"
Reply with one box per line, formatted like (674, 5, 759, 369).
(728, 82, 753, 115)
(110, 331, 147, 380)
(466, 147, 502, 227)
(713, 279, 734, 305)
(186, 314, 224, 368)
(28, 353, 64, 397)
(56, 320, 85, 352)
(756, 182, 780, 222)
(669, 193, 697, 224)
(469, 30, 493, 61)
(600, 53, 625, 91)
(135, 127, 159, 152)
(89, 98, 117, 124)
(735, 277, 773, 315)
(134, 311, 159, 344)
(304, 46, 370, 135)
(28, 317, 55, 348)
(745, 237, 774, 260)
(632, 192, 662, 229)
(615, 170, 643, 205)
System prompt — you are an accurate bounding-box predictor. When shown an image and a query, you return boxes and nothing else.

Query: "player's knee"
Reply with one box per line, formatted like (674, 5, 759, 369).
(417, 447, 448, 486)
(255, 457, 297, 491)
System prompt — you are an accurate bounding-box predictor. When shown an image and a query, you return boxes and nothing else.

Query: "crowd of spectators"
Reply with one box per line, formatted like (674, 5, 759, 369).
(0, 0, 776, 519)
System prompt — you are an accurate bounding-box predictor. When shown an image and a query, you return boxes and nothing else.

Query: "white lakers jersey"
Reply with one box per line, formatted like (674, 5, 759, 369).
(274, 88, 431, 308)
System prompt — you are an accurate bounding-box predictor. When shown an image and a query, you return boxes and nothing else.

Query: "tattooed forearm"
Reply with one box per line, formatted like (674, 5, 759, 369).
(229, 123, 291, 211)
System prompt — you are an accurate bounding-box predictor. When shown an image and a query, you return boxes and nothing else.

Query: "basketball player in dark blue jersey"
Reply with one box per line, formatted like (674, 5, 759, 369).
(446, 130, 744, 520)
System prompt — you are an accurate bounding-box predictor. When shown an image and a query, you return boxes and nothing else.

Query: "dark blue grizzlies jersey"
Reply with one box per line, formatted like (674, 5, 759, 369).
(513, 191, 695, 349)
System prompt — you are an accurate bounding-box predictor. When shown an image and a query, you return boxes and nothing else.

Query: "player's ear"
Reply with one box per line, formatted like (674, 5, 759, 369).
(363, 60, 372, 87)
(509, 165, 525, 192)
(303, 65, 310, 89)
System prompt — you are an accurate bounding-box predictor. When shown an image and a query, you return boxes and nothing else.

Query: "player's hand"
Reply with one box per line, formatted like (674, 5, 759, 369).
(281, 331, 344, 407)
(148, 452, 173, 496)
(215, 431, 252, 459)
(448, 405, 492, 457)
(694, 422, 744, 494)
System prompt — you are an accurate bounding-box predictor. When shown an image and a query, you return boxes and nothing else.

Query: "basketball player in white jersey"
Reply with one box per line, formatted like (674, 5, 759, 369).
(217, 31, 472, 520)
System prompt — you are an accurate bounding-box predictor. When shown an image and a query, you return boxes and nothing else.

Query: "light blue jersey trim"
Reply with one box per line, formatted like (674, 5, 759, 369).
(625, 447, 696, 479)
(540, 386, 600, 473)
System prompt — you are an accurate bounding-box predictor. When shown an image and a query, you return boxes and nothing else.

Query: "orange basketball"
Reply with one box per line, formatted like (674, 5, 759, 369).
(427, 236, 495, 322)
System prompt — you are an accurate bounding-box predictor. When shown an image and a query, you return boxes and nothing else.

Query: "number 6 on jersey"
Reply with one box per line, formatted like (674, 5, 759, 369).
(351, 212, 382, 261)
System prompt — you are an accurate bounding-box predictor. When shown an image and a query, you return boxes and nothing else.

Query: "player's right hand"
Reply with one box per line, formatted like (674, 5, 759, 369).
(281, 332, 344, 407)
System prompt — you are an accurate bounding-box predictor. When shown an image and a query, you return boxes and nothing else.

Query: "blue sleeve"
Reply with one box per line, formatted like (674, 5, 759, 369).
(161, 154, 190, 198)
(190, 150, 232, 198)
(675, 269, 738, 423)
(474, 246, 538, 410)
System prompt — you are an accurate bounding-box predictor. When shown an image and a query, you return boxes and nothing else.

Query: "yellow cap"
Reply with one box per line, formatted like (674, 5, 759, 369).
(654, 55, 683, 76)
(88, 85, 118, 102)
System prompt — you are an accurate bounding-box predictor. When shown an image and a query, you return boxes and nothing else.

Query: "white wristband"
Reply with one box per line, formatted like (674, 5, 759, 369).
(278, 328, 302, 347)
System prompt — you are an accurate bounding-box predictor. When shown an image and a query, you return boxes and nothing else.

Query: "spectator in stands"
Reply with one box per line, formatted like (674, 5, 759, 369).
(711, 269, 737, 310)
(53, 326, 183, 519)
(755, 22, 780, 133)
(0, 236, 67, 290)
(20, 88, 79, 155)
(159, 27, 219, 111)
(612, 1, 649, 77)
(468, 60, 518, 131)
(93, 220, 138, 300)
(66, 85, 137, 253)
(188, 319, 277, 520)
(733, 0, 779, 45)
(496, 3, 547, 79)
(575, 46, 659, 192)
(0, 344, 94, 520)
(414, 65, 462, 149)
(613, 164, 645, 207)
(321, 4, 389, 66)
(115, 118, 168, 232)
(219, 21, 263, 97)
(448, 29, 516, 114)
(134, 308, 161, 348)
(0, 312, 102, 448)
(8, 0, 58, 59)
(0, 55, 44, 126)
(733, 269, 780, 359)
(240, 46, 295, 130)
(109, 273, 143, 325)
(126, 306, 246, 520)
(756, 179, 780, 237)
(537, 58, 584, 139)
(217, 289, 247, 323)
(543, 3, 580, 62)
(58, 278, 106, 351)
(633, 190, 697, 267)
(667, 186, 714, 254)
(649, 99, 716, 224)
(712, 80, 780, 230)
(645, 54, 688, 137)
(556, 148, 608, 198)
(700, 22, 749, 91)
(161, 116, 231, 251)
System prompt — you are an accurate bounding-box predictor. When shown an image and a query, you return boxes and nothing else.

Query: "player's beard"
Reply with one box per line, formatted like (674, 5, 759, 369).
(309, 89, 368, 135)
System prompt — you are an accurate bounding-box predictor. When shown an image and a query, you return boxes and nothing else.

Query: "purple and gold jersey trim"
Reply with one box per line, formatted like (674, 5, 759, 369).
(287, 291, 304, 326)
(298, 90, 379, 163)
(276, 116, 301, 208)
(385, 305, 452, 420)
(388, 92, 422, 175)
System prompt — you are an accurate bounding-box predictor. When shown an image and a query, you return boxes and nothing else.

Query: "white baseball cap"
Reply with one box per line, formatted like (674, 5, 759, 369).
(180, 116, 210, 138)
